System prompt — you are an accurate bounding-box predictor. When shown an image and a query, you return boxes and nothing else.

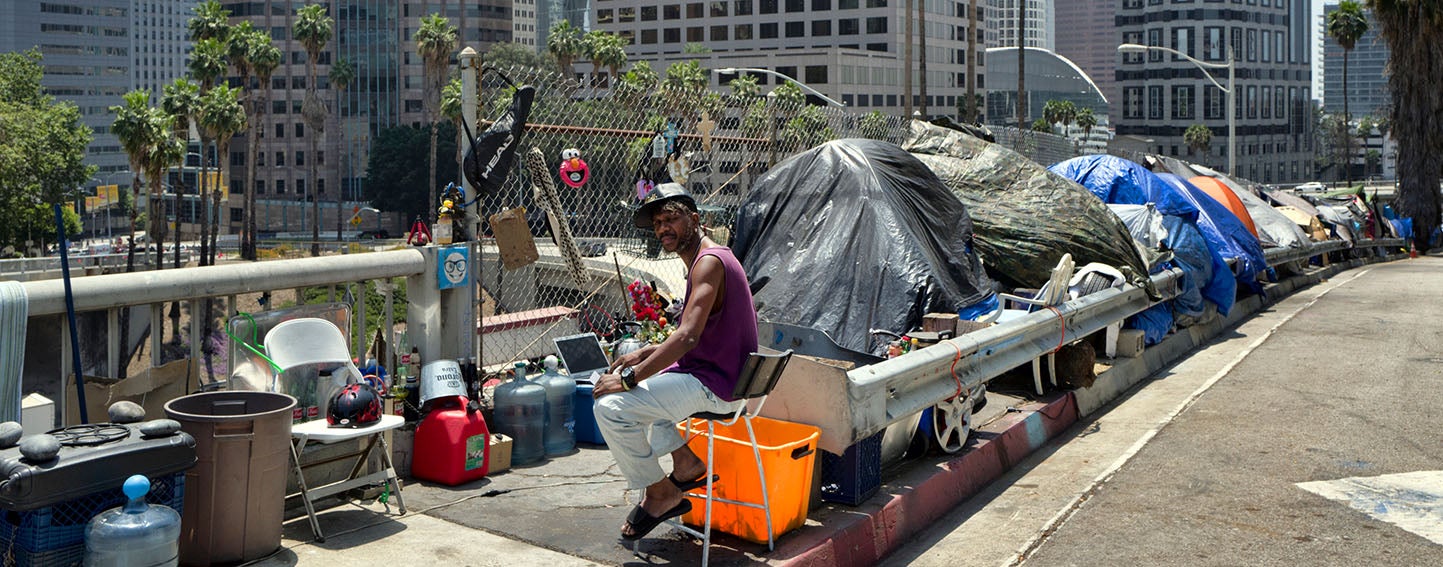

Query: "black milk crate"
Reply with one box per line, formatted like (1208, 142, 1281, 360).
(818, 430, 883, 506)
(0, 471, 185, 566)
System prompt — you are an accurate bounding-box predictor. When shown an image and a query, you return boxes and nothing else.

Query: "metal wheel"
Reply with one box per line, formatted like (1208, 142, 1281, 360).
(932, 386, 981, 454)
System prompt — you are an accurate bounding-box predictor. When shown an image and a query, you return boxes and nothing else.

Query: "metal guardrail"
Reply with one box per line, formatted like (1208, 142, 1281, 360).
(840, 237, 1406, 443)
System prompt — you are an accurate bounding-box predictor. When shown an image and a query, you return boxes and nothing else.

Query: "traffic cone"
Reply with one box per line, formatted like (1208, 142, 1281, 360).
(1410, 243, 1418, 259)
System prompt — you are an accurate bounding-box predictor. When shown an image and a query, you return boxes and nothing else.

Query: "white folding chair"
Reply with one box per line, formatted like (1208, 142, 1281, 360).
(631, 350, 793, 566)
(1068, 263, 1128, 358)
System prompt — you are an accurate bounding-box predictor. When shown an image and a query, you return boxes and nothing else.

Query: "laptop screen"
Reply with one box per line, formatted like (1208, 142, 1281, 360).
(553, 333, 611, 382)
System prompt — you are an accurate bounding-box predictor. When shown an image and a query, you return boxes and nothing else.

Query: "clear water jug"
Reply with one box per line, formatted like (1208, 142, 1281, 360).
(85, 475, 182, 567)
(539, 356, 577, 455)
(492, 361, 546, 465)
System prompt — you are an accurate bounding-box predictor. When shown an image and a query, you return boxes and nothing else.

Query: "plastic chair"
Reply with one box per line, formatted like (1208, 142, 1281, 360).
(263, 318, 363, 414)
(977, 254, 1076, 395)
(632, 350, 794, 566)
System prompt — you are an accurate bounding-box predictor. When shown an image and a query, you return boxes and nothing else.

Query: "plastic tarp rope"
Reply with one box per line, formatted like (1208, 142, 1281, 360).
(1050, 155, 1236, 317)
(1155, 173, 1266, 292)
(732, 138, 994, 356)
(0, 282, 25, 422)
(900, 121, 1151, 290)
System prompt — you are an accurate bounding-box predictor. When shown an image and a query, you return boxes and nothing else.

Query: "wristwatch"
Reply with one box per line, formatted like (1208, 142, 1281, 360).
(619, 366, 638, 391)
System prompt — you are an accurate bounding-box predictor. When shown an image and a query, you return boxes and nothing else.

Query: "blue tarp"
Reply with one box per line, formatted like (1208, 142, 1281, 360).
(1049, 156, 1235, 317)
(1127, 302, 1174, 346)
(1049, 155, 1199, 220)
(1391, 217, 1414, 241)
(1154, 173, 1267, 293)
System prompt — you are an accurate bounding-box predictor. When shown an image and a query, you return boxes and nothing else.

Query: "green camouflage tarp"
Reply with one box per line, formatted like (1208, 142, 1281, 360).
(903, 120, 1152, 290)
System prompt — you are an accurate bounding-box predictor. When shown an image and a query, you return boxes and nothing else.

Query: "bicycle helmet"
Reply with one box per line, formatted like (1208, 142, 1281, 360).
(327, 383, 383, 428)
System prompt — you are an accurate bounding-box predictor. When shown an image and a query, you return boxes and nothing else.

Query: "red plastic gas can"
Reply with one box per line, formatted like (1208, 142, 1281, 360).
(411, 396, 491, 485)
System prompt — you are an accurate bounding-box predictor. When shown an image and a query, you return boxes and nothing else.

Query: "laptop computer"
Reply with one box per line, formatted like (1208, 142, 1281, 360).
(553, 332, 612, 384)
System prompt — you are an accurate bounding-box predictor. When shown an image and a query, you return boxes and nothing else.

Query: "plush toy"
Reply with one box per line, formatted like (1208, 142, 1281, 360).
(559, 148, 590, 188)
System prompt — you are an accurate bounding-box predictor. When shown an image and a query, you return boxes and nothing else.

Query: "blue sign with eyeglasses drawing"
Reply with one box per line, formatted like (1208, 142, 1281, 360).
(438, 245, 470, 290)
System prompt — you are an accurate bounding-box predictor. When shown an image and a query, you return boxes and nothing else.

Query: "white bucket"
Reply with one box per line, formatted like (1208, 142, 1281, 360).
(419, 359, 467, 405)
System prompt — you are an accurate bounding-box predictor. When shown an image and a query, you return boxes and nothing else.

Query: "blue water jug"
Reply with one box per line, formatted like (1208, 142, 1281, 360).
(539, 355, 577, 455)
(84, 475, 182, 567)
(493, 361, 547, 465)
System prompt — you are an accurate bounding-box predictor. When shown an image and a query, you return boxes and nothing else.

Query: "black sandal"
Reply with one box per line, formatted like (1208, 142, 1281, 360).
(668, 472, 719, 492)
(621, 499, 692, 541)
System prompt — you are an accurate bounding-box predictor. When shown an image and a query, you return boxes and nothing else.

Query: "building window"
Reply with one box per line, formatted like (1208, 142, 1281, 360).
(760, 22, 778, 38)
(255, 179, 266, 195)
(275, 123, 285, 138)
(865, 0, 886, 6)
(620, 7, 636, 22)
(664, 28, 681, 43)
(805, 65, 828, 84)
(1148, 85, 1163, 119)
(597, 9, 613, 24)
(735, 24, 753, 40)
(812, 20, 831, 36)
(1246, 85, 1257, 119)
(711, 25, 728, 41)
(272, 100, 286, 114)
(687, 26, 704, 42)
(1261, 30, 1271, 63)
(761, 0, 778, 14)
(275, 151, 285, 167)
(687, 3, 703, 18)
(1121, 31, 1143, 63)
(840, 18, 859, 35)
(295, 123, 304, 138)
(295, 151, 304, 166)
(275, 179, 286, 194)
(786, 0, 804, 12)
(1203, 27, 1224, 61)
(641, 29, 658, 43)
(1147, 29, 1163, 62)
(1261, 86, 1271, 119)
(711, 1, 727, 16)
(1171, 27, 1193, 59)
(1124, 87, 1144, 119)
(735, 0, 753, 15)
(642, 6, 657, 20)
(785, 21, 804, 37)
(1204, 88, 1224, 120)
(1171, 85, 1194, 119)
(1246, 29, 1256, 62)
(840, 0, 859, 6)
(866, 16, 887, 34)
(665, 4, 681, 19)
(812, 0, 831, 9)
(1274, 87, 1286, 121)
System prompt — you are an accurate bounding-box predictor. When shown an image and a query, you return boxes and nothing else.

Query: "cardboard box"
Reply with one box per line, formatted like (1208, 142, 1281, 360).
(65, 358, 189, 425)
(1115, 329, 1146, 358)
(488, 433, 513, 474)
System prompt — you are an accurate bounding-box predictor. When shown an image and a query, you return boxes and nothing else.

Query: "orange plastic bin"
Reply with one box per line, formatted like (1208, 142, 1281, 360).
(679, 416, 820, 544)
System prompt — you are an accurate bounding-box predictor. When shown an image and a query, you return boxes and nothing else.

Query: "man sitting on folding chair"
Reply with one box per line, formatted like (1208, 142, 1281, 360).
(591, 183, 758, 542)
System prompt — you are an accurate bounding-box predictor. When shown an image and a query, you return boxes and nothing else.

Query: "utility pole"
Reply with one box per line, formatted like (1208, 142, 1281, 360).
(1017, 0, 1027, 127)
(919, 0, 928, 118)
(967, 0, 978, 122)
(904, 0, 914, 118)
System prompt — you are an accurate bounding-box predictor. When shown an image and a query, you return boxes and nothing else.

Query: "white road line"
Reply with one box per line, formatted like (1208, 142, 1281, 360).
(1298, 470, 1443, 546)
(1007, 268, 1372, 566)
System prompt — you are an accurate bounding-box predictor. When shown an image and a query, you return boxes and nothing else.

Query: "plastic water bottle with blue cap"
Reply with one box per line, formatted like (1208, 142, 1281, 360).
(85, 475, 182, 566)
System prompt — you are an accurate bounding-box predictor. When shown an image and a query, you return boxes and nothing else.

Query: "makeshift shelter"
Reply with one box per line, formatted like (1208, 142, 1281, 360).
(1050, 155, 1236, 319)
(1187, 176, 1259, 238)
(901, 120, 1151, 290)
(1156, 174, 1266, 292)
(732, 138, 995, 356)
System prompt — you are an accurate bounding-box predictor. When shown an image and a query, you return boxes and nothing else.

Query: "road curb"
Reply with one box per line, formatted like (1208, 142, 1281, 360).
(775, 393, 1079, 567)
(774, 252, 1409, 566)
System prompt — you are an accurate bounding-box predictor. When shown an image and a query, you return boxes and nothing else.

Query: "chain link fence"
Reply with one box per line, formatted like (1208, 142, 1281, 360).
(473, 65, 914, 366)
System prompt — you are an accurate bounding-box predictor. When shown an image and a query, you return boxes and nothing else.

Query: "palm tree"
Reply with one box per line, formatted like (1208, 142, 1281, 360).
(1041, 99, 1076, 135)
(110, 91, 163, 274)
(597, 34, 629, 88)
(198, 84, 247, 265)
(226, 23, 264, 259)
(728, 75, 760, 100)
(546, 21, 583, 78)
(583, 30, 609, 88)
(1366, 0, 1441, 251)
(1328, 1, 1369, 186)
(415, 13, 457, 224)
(329, 58, 354, 242)
(1076, 107, 1097, 152)
(442, 78, 464, 189)
(144, 127, 184, 270)
(245, 41, 281, 260)
(161, 78, 200, 269)
(188, 38, 227, 260)
(294, 2, 333, 256)
(1184, 123, 1213, 163)
(187, 0, 230, 44)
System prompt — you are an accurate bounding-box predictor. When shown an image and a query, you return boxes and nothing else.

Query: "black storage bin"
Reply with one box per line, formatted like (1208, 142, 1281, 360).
(0, 422, 196, 566)
(819, 430, 883, 506)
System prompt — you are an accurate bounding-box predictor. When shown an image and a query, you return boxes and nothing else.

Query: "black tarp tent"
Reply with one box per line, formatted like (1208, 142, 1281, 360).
(732, 138, 994, 356)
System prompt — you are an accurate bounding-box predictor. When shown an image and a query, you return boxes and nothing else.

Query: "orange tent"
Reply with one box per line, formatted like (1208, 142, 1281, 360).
(1189, 176, 1259, 238)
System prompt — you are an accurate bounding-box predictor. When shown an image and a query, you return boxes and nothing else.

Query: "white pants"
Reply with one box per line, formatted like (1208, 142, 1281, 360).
(594, 371, 744, 490)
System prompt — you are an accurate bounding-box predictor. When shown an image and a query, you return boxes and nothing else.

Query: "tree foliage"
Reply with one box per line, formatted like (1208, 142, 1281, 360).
(483, 41, 555, 72)
(1184, 123, 1213, 156)
(0, 50, 94, 253)
(364, 123, 457, 223)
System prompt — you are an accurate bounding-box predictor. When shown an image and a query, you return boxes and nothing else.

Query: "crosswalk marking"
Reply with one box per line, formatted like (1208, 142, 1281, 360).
(1297, 470, 1443, 546)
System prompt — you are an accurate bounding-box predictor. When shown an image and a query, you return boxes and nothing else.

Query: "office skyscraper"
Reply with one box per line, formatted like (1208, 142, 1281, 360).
(1321, 2, 1387, 119)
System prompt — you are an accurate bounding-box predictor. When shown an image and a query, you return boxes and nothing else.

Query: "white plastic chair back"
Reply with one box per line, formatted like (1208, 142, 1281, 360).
(265, 318, 355, 371)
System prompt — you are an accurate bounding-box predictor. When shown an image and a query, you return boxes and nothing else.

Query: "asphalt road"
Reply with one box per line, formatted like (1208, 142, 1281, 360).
(887, 254, 1443, 567)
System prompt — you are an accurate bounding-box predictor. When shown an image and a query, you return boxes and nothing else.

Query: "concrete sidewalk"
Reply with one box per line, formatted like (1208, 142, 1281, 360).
(247, 253, 1408, 567)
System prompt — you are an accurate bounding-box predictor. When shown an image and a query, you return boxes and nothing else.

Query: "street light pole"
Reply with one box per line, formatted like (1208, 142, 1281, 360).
(716, 67, 846, 108)
(1117, 43, 1235, 178)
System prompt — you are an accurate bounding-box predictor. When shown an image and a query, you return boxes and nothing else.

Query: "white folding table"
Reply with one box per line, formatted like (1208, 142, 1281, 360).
(288, 414, 407, 542)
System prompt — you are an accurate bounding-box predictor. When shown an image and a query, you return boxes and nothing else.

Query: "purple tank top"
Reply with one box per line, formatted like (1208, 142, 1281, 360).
(668, 247, 758, 401)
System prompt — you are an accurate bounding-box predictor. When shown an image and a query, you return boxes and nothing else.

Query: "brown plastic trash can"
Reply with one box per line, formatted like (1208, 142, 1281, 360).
(165, 391, 296, 566)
